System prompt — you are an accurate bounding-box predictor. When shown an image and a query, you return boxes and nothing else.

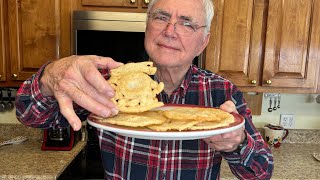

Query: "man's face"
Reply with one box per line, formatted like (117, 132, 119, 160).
(144, 0, 210, 68)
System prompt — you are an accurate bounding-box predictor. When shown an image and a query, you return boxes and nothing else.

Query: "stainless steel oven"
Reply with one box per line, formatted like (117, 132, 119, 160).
(73, 11, 148, 63)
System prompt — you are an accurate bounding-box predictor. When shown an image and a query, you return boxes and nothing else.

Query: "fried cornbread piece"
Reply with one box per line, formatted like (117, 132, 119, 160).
(188, 115, 234, 130)
(151, 107, 235, 131)
(96, 111, 167, 127)
(108, 62, 164, 112)
(95, 105, 235, 131)
(110, 61, 157, 76)
(162, 107, 233, 122)
(147, 119, 200, 131)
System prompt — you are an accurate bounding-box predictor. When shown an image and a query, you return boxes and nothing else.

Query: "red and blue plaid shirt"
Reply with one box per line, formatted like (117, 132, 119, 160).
(16, 64, 273, 180)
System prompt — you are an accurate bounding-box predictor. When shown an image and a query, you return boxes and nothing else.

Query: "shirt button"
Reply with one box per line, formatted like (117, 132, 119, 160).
(162, 173, 166, 180)
(162, 140, 168, 147)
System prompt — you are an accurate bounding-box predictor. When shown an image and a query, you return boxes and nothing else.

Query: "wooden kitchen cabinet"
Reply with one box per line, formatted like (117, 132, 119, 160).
(82, 0, 139, 8)
(263, 0, 319, 91)
(206, 0, 256, 88)
(0, 0, 6, 82)
(206, 0, 320, 93)
(80, 0, 151, 12)
(0, 0, 73, 86)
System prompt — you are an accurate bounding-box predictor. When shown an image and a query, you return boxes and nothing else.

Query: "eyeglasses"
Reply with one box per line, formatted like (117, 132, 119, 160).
(148, 12, 207, 36)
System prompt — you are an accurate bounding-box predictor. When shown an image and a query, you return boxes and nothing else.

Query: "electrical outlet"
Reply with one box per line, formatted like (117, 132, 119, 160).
(280, 114, 295, 129)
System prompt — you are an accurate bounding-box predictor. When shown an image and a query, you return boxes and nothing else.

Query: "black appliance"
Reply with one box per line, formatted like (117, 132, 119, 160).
(41, 127, 80, 151)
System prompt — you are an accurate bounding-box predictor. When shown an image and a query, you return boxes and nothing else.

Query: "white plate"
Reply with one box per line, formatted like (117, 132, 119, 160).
(87, 104, 245, 140)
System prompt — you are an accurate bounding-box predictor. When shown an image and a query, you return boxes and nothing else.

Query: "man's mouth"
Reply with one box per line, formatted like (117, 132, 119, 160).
(158, 43, 179, 50)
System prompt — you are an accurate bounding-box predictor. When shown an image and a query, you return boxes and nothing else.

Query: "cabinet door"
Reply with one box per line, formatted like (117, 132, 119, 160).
(206, 0, 262, 87)
(312, 0, 320, 93)
(0, 0, 5, 82)
(8, 0, 61, 81)
(82, 0, 138, 7)
(263, 0, 318, 89)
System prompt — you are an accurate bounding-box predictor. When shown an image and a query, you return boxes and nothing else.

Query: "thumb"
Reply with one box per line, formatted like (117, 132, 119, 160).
(220, 100, 238, 113)
(92, 56, 123, 70)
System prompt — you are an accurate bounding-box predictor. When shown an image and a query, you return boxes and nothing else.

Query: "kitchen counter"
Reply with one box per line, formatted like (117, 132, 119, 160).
(0, 124, 319, 180)
(220, 143, 320, 179)
(0, 124, 86, 180)
(6, 142, 319, 180)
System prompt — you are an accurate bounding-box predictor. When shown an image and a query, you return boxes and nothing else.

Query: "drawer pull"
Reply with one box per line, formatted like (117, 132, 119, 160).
(266, 80, 272, 84)
(251, 80, 257, 84)
(12, 74, 18, 79)
(130, 0, 136, 3)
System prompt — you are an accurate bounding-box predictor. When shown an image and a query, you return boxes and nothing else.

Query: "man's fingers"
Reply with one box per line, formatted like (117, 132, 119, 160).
(204, 134, 222, 142)
(88, 55, 123, 70)
(74, 71, 118, 108)
(94, 56, 124, 70)
(42, 55, 123, 130)
(62, 85, 115, 118)
(220, 100, 238, 113)
(55, 95, 82, 131)
(203, 125, 245, 151)
(203, 138, 235, 152)
(56, 87, 116, 130)
(80, 56, 123, 97)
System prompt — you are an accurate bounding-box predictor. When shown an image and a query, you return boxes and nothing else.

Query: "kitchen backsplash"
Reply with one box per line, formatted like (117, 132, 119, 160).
(252, 93, 320, 129)
(0, 107, 17, 123)
(1, 93, 320, 129)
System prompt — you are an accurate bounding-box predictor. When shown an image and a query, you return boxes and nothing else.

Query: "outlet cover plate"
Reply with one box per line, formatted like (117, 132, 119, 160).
(280, 114, 295, 129)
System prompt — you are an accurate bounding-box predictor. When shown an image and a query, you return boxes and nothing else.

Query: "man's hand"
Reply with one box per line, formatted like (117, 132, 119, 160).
(40, 55, 123, 131)
(203, 100, 246, 152)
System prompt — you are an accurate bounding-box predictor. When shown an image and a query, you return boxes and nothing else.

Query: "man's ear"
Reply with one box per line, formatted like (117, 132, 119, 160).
(197, 33, 211, 56)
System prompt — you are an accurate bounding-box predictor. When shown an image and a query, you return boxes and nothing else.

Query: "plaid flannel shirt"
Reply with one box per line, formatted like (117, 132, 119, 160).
(16, 64, 273, 180)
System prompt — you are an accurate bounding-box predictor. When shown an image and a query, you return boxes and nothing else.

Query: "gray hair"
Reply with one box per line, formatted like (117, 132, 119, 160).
(147, 0, 214, 34)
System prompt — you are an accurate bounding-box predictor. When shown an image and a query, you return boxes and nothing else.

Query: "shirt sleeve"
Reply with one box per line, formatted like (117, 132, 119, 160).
(220, 85, 274, 180)
(15, 63, 92, 129)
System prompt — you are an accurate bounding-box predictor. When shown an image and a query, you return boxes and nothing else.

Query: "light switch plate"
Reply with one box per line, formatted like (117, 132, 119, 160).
(280, 114, 295, 129)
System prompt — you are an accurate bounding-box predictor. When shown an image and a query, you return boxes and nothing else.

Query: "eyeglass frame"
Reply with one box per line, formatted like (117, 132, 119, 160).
(147, 10, 207, 35)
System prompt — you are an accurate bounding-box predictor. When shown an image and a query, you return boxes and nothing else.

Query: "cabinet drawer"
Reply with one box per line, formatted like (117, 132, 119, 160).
(82, 0, 138, 8)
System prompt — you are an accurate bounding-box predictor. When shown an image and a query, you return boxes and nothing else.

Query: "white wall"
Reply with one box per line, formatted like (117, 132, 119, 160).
(0, 107, 19, 124)
(253, 94, 320, 129)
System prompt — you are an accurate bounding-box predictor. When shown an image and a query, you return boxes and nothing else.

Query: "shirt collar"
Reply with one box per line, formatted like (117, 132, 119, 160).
(179, 65, 195, 97)
(154, 65, 197, 97)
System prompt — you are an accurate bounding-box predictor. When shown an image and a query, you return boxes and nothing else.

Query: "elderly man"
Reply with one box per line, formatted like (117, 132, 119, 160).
(15, 0, 273, 179)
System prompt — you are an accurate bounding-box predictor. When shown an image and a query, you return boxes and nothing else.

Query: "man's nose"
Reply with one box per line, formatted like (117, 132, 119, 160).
(163, 22, 177, 37)
(166, 22, 176, 30)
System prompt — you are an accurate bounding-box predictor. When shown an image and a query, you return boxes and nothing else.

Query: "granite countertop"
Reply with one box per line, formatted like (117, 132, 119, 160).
(0, 124, 86, 180)
(220, 141, 320, 179)
(270, 144, 320, 179)
(0, 124, 319, 180)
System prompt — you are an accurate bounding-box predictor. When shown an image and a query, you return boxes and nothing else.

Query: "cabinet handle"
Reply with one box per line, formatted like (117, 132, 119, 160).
(144, 0, 150, 4)
(251, 80, 257, 85)
(130, 0, 136, 3)
(12, 74, 18, 79)
(0, 74, 2, 78)
(266, 80, 272, 84)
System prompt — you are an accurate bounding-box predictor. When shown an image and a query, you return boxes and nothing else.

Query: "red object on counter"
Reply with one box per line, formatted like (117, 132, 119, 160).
(41, 127, 78, 151)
